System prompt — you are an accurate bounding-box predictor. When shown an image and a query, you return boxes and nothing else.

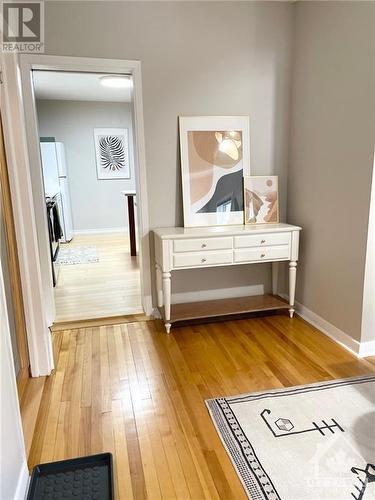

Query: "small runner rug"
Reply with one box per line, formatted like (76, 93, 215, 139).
(206, 375, 375, 500)
(57, 246, 99, 265)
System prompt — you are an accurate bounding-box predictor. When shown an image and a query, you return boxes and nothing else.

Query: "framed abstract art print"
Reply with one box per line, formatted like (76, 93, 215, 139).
(244, 176, 279, 224)
(179, 116, 250, 227)
(94, 128, 130, 180)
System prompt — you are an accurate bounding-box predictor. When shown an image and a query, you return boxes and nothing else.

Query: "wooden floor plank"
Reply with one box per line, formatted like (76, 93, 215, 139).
(90, 327, 103, 454)
(23, 314, 375, 499)
(18, 374, 46, 458)
(112, 399, 134, 500)
(53, 401, 69, 461)
(54, 232, 143, 322)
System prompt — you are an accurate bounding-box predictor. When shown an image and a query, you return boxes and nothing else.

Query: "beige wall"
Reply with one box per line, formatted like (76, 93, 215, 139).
(42, 0, 294, 297)
(288, 1, 375, 341)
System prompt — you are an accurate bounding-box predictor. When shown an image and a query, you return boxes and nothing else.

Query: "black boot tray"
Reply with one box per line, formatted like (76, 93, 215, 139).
(26, 452, 114, 500)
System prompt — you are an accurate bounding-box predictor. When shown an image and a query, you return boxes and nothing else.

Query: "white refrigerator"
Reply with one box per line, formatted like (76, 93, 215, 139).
(40, 142, 74, 242)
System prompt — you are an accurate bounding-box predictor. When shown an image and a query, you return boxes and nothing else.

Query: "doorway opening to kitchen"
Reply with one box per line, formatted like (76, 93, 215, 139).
(33, 70, 142, 323)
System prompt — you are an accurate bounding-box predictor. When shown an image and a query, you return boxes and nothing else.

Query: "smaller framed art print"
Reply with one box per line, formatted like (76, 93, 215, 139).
(179, 116, 250, 227)
(94, 128, 130, 180)
(244, 176, 279, 224)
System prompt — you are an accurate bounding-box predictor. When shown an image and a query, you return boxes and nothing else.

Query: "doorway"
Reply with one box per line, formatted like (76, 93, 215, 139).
(32, 70, 143, 322)
(4, 55, 152, 376)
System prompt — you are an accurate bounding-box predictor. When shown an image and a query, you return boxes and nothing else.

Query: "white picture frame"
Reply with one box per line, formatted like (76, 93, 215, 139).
(179, 116, 250, 227)
(94, 128, 130, 180)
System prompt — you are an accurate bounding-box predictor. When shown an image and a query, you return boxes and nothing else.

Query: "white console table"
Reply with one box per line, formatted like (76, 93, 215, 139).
(154, 223, 301, 333)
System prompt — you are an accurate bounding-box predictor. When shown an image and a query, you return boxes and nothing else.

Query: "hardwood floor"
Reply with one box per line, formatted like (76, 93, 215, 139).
(54, 232, 143, 323)
(23, 315, 375, 499)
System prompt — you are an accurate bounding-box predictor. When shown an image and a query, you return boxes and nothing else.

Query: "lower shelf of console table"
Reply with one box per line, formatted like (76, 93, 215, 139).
(158, 294, 290, 327)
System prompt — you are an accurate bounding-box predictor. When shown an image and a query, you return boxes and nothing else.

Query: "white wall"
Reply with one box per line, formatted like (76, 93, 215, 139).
(361, 155, 375, 346)
(36, 100, 136, 232)
(41, 0, 294, 299)
(0, 260, 29, 499)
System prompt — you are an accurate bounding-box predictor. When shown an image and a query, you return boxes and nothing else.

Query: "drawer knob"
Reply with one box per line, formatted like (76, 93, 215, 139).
(261, 239, 266, 244)
(202, 243, 207, 248)
(260, 253, 266, 258)
(201, 258, 207, 263)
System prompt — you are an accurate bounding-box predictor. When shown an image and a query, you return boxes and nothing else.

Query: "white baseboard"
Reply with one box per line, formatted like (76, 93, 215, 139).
(280, 294, 373, 358)
(151, 307, 161, 319)
(14, 461, 29, 500)
(358, 340, 375, 357)
(171, 284, 265, 305)
(73, 227, 127, 235)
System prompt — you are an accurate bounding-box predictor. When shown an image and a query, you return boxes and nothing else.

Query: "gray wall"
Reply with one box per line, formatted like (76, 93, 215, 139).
(42, 0, 294, 296)
(37, 100, 136, 232)
(288, 1, 375, 341)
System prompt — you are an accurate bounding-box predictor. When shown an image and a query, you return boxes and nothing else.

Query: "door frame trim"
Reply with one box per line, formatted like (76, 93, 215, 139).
(0, 114, 30, 371)
(2, 54, 152, 376)
(1, 52, 53, 377)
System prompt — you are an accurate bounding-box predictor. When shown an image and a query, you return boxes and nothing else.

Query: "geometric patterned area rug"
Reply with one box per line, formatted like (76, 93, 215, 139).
(206, 375, 375, 500)
(57, 246, 99, 265)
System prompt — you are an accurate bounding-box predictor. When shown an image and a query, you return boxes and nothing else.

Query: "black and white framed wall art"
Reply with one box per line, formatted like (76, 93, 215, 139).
(94, 128, 130, 180)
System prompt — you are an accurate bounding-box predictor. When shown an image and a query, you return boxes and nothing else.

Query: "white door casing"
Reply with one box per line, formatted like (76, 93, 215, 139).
(1, 54, 152, 376)
(1, 52, 54, 376)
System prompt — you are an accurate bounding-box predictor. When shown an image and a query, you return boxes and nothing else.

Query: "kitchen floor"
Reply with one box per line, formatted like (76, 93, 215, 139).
(54, 232, 143, 323)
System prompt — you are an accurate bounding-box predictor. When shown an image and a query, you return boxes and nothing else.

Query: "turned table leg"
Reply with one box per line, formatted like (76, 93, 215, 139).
(289, 261, 297, 318)
(155, 264, 163, 308)
(162, 271, 171, 333)
(272, 262, 279, 295)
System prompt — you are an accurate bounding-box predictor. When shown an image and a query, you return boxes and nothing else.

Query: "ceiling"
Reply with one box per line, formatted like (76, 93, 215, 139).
(33, 71, 132, 102)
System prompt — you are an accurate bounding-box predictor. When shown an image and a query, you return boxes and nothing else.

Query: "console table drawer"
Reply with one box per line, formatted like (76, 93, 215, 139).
(173, 250, 233, 268)
(234, 233, 290, 248)
(234, 245, 290, 263)
(173, 237, 232, 253)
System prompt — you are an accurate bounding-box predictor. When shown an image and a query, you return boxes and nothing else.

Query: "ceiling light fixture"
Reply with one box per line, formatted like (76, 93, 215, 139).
(99, 75, 132, 88)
